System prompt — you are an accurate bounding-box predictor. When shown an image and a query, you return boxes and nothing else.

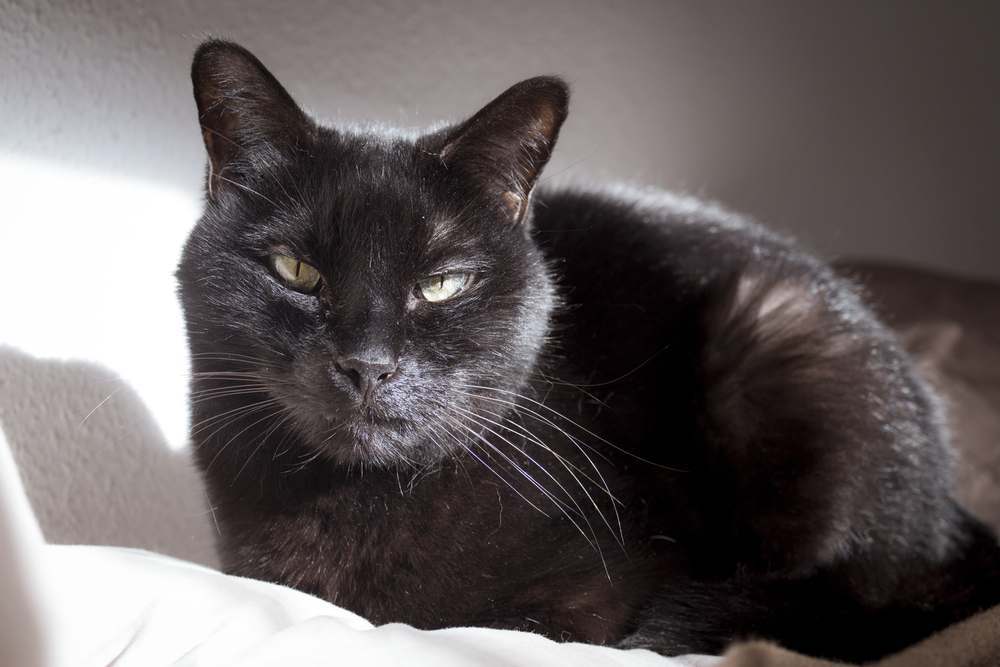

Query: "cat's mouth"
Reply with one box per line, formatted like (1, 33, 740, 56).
(324, 408, 405, 429)
(306, 406, 421, 465)
(278, 372, 433, 464)
(317, 402, 411, 443)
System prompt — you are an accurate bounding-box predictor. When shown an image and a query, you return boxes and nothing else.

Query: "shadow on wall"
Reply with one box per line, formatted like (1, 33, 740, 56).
(0, 345, 218, 567)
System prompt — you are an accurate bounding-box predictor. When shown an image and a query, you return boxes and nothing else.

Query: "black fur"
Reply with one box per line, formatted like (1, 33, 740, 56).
(177, 40, 1000, 661)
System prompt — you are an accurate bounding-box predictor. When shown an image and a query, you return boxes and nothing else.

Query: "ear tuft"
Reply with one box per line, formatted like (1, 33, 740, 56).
(191, 39, 310, 198)
(436, 76, 569, 223)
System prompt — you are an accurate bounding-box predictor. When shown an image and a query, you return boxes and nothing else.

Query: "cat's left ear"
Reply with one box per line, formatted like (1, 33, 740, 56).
(434, 76, 569, 224)
(191, 40, 312, 199)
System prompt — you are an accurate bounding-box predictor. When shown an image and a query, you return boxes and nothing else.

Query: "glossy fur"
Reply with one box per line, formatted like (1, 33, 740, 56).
(177, 41, 1000, 660)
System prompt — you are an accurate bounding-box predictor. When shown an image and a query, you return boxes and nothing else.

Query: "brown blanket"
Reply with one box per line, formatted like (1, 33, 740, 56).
(719, 602, 1000, 666)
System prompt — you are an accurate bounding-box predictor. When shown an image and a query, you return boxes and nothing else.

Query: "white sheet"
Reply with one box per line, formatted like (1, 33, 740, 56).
(0, 422, 718, 667)
(41, 545, 719, 667)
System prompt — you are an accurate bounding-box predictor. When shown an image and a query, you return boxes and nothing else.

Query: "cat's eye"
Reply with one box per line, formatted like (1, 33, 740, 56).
(271, 254, 322, 293)
(416, 273, 473, 303)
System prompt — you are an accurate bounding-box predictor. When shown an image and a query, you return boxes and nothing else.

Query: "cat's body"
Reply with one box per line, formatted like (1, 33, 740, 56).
(179, 41, 1000, 661)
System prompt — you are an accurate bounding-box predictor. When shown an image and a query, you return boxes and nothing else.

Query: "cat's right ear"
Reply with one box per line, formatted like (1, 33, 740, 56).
(191, 40, 312, 199)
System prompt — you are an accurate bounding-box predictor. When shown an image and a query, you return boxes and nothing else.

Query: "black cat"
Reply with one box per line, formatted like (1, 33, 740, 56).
(177, 40, 1000, 661)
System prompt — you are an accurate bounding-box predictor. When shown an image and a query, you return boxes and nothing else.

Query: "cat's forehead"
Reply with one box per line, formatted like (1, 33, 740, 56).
(309, 131, 437, 210)
(321, 127, 427, 178)
(285, 130, 484, 264)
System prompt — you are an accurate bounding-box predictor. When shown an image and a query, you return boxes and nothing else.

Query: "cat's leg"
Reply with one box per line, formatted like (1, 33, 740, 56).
(677, 264, 958, 578)
(623, 264, 1000, 659)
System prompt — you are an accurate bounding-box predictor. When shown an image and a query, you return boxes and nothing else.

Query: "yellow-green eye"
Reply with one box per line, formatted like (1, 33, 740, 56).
(271, 254, 322, 292)
(416, 273, 473, 303)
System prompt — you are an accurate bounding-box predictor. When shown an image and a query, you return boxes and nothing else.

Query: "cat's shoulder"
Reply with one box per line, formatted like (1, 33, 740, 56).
(534, 184, 761, 236)
(531, 183, 834, 294)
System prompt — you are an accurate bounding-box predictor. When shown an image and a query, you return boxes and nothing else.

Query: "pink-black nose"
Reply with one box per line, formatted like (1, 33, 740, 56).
(333, 354, 398, 400)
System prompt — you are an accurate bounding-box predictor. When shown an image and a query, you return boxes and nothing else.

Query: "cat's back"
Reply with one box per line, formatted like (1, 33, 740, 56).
(531, 185, 810, 288)
(528, 184, 1000, 659)
(531, 183, 960, 576)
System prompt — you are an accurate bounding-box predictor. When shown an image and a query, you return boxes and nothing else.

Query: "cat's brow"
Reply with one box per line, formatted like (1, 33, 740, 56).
(426, 217, 460, 252)
(423, 219, 489, 270)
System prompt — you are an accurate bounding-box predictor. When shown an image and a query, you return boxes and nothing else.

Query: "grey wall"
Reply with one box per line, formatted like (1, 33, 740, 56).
(3, 0, 998, 277)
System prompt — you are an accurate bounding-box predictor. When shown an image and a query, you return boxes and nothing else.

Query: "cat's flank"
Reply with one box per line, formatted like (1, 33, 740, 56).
(177, 40, 1000, 661)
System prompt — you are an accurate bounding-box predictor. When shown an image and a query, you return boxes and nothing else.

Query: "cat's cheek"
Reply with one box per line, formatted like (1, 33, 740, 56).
(261, 275, 322, 313)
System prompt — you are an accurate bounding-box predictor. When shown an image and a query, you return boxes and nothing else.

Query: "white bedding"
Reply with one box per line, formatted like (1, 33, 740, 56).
(0, 423, 717, 667)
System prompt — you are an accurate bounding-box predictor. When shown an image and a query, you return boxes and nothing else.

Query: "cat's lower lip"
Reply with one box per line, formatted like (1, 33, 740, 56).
(322, 409, 403, 428)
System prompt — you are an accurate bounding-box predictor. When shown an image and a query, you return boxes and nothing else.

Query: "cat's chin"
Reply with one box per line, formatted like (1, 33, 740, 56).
(301, 411, 438, 468)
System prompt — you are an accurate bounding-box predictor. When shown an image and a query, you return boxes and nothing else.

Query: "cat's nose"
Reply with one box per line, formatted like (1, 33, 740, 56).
(333, 354, 398, 401)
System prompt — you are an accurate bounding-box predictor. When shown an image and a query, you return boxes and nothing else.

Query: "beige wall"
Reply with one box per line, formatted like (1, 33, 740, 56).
(3, 0, 998, 277)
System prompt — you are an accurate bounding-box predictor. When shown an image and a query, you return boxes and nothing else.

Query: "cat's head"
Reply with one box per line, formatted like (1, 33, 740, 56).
(177, 40, 567, 467)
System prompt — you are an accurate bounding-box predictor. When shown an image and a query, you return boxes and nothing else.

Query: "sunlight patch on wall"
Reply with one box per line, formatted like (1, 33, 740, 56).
(0, 155, 201, 450)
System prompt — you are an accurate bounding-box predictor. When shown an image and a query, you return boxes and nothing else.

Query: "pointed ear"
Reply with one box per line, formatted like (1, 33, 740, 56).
(436, 76, 569, 223)
(191, 40, 311, 198)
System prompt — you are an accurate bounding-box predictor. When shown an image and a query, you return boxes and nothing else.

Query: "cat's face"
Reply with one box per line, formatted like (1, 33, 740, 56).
(178, 41, 567, 467)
